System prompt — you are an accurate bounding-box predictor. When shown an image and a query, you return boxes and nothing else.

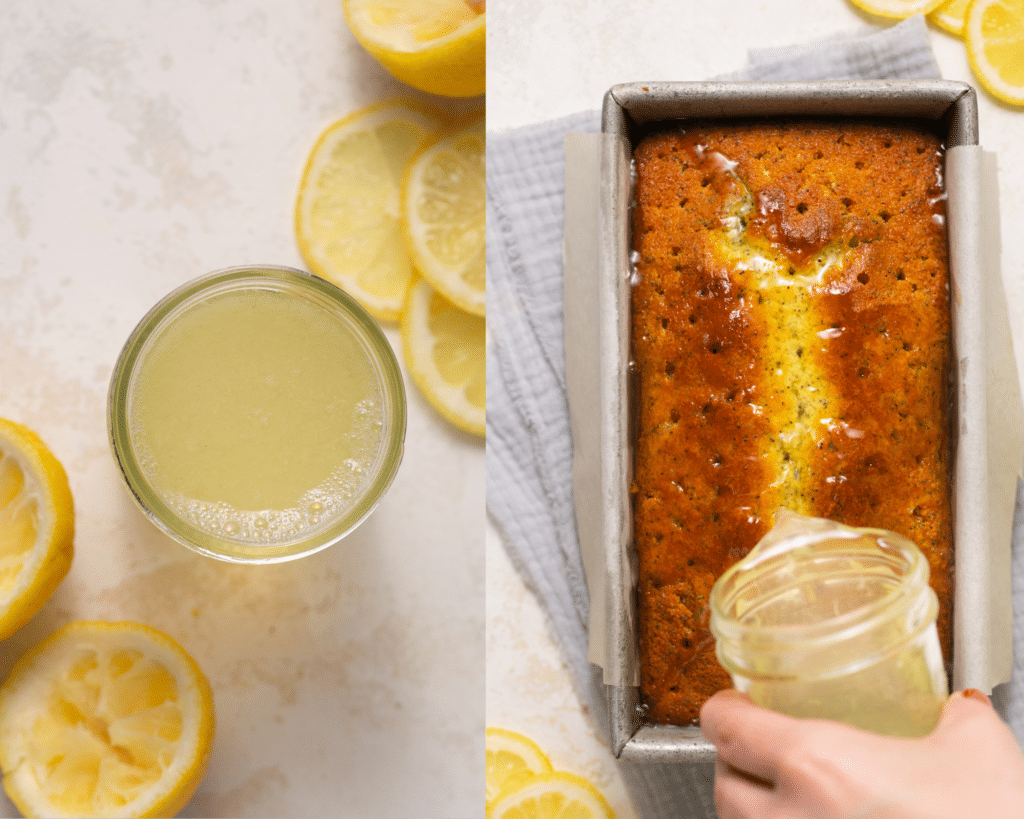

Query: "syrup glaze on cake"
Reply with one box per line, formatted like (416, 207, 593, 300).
(630, 120, 953, 726)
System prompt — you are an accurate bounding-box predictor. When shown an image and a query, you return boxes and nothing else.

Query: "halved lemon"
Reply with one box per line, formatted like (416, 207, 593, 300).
(402, 114, 485, 317)
(296, 99, 448, 322)
(848, 0, 945, 17)
(486, 728, 554, 805)
(486, 771, 616, 819)
(965, 0, 1024, 106)
(0, 418, 74, 640)
(0, 621, 215, 819)
(929, 0, 971, 33)
(342, 0, 485, 98)
(401, 276, 485, 437)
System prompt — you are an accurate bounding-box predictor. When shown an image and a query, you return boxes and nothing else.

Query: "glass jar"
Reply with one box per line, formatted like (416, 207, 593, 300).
(108, 265, 406, 563)
(709, 509, 948, 737)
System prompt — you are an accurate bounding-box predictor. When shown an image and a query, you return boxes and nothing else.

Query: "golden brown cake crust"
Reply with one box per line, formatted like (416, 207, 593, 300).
(631, 120, 953, 726)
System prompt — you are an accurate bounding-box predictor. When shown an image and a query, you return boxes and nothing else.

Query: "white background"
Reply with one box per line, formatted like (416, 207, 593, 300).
(0, 2, 483, 816)
(487, 3, 1024, 818)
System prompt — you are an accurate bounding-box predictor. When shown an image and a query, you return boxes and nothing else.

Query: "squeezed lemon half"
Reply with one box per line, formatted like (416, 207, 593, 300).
(486, 727, 554, 805)
(296, 99, 448, 322)
(402, 113, 485, 317)
(965, 0, 1024, 106)
(342, 0, 485, 98)
(401, 276, 485, 437)
(0, 621, 215, 819)
(0, 418, 74, 640)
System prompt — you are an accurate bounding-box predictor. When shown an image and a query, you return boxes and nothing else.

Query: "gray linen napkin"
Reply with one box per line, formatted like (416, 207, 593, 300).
(486, 15, 997, 819)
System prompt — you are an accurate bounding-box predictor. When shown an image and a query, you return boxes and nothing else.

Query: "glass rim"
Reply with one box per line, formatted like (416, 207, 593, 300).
(107, 264, 406, 563)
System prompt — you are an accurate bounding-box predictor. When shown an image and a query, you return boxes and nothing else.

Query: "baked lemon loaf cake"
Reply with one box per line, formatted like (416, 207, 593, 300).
(631, 120, 953, 726)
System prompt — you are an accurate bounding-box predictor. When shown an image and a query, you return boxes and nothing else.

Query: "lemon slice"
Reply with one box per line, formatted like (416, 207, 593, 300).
(296, 99, 448, 322)
(0, 418, 74, 640)
(342, 0, 485, 98)
(929, 0, 971, 32)
(486, 771, 616, 819)
(401, 277, 485, 437)
(848, 0, 945, 17)
(966, 0, 1024, 106)
(402, 114, 485, 317)
(486, 728, 554, 805)
(0, 621, 215, 819)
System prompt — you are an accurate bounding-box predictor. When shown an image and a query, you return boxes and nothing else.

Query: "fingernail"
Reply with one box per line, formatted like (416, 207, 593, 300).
(960, 688, 991, 705)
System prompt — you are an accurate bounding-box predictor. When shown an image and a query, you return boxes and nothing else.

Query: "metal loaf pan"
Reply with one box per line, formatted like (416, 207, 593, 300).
(598, 80, 981, 763)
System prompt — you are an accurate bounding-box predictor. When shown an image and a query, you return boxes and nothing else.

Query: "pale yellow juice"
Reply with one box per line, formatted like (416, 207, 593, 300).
(130, 287, 382, 545)
(109, 267, 405, 561)
(745, 637, 947, 738)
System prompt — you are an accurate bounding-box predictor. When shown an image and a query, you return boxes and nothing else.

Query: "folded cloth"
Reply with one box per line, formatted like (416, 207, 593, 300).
(486, 15, 983, 819)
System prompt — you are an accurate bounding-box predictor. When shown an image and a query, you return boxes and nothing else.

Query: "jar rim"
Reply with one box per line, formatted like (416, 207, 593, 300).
(710, 521, 936, 674)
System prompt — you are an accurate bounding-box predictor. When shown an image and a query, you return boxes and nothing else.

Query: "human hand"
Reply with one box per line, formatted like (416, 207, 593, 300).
(700, 688, 1024, 819)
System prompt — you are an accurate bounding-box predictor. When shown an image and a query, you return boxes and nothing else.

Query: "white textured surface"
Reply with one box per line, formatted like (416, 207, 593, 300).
(0, 2, 483, 817)
(487, 4, 1024, 819)
(486, 520, 636, 817)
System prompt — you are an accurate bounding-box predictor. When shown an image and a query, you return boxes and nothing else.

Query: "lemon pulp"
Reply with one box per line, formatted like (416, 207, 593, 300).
(0, 621, 214, 819)
(486, 772, 616, 819)
(295, 100, 447, 322)
(128, 285, 386, 548)
(929, 0, 970, 33)
(360, 0, 479, 50)
(402, 117, 486, 317)
(402, 278, 485, 437)
(0, 419, 74, 639)
(0, 445, 42, 595)
(485, 728, 553, 805)
(343, 0, 485, 98)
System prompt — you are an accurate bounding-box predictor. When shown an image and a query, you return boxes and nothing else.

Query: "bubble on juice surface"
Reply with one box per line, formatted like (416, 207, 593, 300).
(162, 392, 389, 546)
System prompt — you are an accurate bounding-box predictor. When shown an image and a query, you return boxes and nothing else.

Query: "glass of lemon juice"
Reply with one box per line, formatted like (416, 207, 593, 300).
(108, 265, 406, 563)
